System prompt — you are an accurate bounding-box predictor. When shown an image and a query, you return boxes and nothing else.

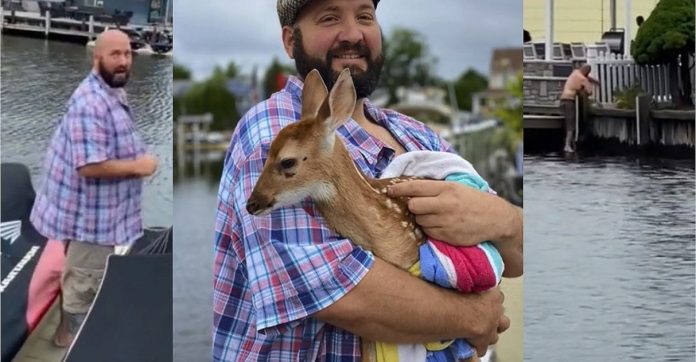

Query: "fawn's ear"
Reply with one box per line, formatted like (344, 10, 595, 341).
(301, 69, 329, 118)
(325, 68, 356, 133)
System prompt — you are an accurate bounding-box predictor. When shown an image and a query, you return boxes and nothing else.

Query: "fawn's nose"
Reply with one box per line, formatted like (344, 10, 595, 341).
(246, 197, 275, 215)
(246, 199, 260, 215)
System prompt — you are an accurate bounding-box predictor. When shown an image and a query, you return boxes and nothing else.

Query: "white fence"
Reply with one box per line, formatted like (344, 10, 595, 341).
(586, 52, 695, 107)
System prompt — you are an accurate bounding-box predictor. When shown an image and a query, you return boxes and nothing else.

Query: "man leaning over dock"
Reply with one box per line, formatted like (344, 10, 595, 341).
(30, 29, 158, 347)
(560, 64, 599, 152)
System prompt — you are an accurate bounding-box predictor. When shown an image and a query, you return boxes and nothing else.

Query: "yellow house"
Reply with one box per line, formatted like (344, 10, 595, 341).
(524, 0, 660, 44)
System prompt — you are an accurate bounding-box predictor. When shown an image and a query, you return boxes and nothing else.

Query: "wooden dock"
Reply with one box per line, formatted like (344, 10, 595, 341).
(525, 95, 695, 155)
(1, 9, 164, 42)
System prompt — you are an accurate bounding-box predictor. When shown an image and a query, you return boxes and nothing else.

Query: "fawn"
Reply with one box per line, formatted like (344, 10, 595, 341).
(246, 68, 479, 362)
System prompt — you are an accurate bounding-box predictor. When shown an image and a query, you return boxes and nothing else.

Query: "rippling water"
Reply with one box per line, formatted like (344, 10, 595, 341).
(524, 154, 695, 361)
(173, 156, 225, 361)
(1, 35, 172, 227)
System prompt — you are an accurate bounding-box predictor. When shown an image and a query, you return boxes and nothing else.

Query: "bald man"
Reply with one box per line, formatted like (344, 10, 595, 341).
(30, 29, 158, 347)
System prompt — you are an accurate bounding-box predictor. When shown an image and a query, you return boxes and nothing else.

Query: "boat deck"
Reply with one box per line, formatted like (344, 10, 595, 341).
(12, 300, 66, 362)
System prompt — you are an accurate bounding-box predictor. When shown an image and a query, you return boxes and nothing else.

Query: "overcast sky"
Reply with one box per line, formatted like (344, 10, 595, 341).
(174, 1, 522, 81)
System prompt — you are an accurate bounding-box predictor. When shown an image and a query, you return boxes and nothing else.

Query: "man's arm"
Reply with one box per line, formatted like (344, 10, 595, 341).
(77, 155, 158, 178)
(388, 180, 523, 277)
(489, 202, 523, 277)
(314, 258, 508, 355)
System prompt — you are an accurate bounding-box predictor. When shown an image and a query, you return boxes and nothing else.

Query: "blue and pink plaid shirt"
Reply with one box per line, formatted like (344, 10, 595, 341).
(31, 70, 146, 246)
(213, 75, 455, 361)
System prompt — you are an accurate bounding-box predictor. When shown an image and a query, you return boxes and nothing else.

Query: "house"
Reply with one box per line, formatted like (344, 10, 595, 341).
(472, 48, 522, 117)
(63, 0, 171, 25)
(523, 0, 659, 44)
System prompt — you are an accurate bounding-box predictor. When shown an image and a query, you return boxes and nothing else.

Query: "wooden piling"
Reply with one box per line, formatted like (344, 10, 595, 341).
(636, 95, 651, 146)
(44, 10, 50, 37)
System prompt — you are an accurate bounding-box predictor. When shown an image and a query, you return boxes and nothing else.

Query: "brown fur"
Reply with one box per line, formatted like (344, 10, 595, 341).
(247, 69, 478, 362)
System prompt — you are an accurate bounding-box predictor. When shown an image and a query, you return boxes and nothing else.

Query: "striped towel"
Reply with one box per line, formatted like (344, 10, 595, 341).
(375, 151, 505, 362)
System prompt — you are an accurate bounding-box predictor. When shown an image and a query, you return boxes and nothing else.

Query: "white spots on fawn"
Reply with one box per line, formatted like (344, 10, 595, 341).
(401, 221, 409, 228)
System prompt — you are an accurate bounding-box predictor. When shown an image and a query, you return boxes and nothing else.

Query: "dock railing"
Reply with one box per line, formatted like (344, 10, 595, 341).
(586, 50, 695, 107)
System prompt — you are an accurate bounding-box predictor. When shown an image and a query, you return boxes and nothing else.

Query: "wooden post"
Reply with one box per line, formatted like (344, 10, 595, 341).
(45, 10, 50, 37)
(574, 94, 582, 144)
(176, 121, 185, 178)
(89, 15, 94, 38)
(636, 95, 651, 146)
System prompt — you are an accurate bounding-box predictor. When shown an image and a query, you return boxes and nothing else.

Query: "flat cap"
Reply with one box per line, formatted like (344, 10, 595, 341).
(277, 0, 380, 27)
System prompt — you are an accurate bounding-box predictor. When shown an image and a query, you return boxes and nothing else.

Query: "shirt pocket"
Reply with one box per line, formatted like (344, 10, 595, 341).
(111, 106, 143, 159)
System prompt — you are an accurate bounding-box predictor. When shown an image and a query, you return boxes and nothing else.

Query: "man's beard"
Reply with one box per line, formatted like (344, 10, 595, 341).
(293, 28, 383, 98)
(98, 60, 130, 88)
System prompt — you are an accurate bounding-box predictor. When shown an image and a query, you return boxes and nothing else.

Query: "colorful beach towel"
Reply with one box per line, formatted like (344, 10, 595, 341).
(375, 151, 505, 362)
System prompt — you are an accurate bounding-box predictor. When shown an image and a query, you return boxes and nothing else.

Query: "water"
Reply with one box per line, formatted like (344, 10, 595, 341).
(173, 155, 225, 362)
(524, 154, 695, 361)
(0, 34, 173, 227)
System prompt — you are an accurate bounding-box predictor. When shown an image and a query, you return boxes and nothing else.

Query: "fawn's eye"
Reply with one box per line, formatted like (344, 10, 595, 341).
(280, 158, 296, 170)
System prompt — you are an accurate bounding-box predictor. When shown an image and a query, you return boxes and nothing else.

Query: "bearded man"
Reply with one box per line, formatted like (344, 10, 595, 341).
(212, 1, 523, 360)
(30, 29, 158, 347)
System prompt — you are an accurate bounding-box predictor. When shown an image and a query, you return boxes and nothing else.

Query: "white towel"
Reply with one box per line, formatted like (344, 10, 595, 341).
(380, 151, 481, 180)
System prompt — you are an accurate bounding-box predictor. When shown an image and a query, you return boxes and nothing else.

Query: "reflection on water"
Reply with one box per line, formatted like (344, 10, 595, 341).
(173, 154, 224, 362)
(525, 154, 695, 360)
(1, 34, 172, 227)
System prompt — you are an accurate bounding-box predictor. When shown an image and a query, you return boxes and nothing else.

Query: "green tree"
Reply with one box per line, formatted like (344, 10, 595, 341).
(183, 67, 239, 131)
(263, 57, 295, 98)
(632, 0, 695, 107)
(379, 27, 439, 105)
(451, 69, 488, 111)
(173, 63, 191, 80)
(493, 73, 522, 151)
(226, 61, 240, 78)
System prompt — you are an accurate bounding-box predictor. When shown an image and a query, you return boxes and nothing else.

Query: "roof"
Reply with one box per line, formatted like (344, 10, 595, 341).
(490, 48, 523, 74)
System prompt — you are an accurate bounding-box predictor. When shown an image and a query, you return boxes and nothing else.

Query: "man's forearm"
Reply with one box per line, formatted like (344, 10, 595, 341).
(314, 258, 495, 343)
(77, 159, 141, 178)
(490, 200, 523, 278)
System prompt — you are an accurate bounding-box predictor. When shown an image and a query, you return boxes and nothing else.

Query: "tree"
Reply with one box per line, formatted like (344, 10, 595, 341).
(174, 63, 191, 80)
(263, 57, 295, 98)
(632, 0, 695, 107)
(493, 73, 522, 151)
(183, 67, 239, 131)
(451, 69, 488, 111)
(379, 27, 439, 105)
(226, 61, 240, 79)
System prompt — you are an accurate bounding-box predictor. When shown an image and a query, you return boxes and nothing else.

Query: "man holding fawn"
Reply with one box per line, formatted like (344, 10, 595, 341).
(213, 0, 523, 360)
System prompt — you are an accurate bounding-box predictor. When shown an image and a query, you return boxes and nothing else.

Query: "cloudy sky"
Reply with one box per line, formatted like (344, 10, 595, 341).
(174, 1, 522, 81)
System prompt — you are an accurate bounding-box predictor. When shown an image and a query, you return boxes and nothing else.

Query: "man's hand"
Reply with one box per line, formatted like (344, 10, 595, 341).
(388, 180, 523, 277)
(388, 180, 510, 246)
(134, 154, 158, 177)
(465, 288, 510, 356)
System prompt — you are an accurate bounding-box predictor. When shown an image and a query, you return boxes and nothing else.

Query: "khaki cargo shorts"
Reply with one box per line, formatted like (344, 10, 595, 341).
(61, 241, 114, 314)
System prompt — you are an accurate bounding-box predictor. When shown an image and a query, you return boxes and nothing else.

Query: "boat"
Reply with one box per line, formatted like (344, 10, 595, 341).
(1, 163, 172, 362)
(86, 27, 172, 57)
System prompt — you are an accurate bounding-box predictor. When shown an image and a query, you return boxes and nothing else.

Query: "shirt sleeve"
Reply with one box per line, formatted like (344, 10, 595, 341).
(66, 95, 111, 169)
(227, 144, 374, 336)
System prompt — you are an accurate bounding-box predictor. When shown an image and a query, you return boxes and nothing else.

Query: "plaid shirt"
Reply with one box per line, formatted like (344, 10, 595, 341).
(213, 76, 454, 361)
(30, 71, 146, 246)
